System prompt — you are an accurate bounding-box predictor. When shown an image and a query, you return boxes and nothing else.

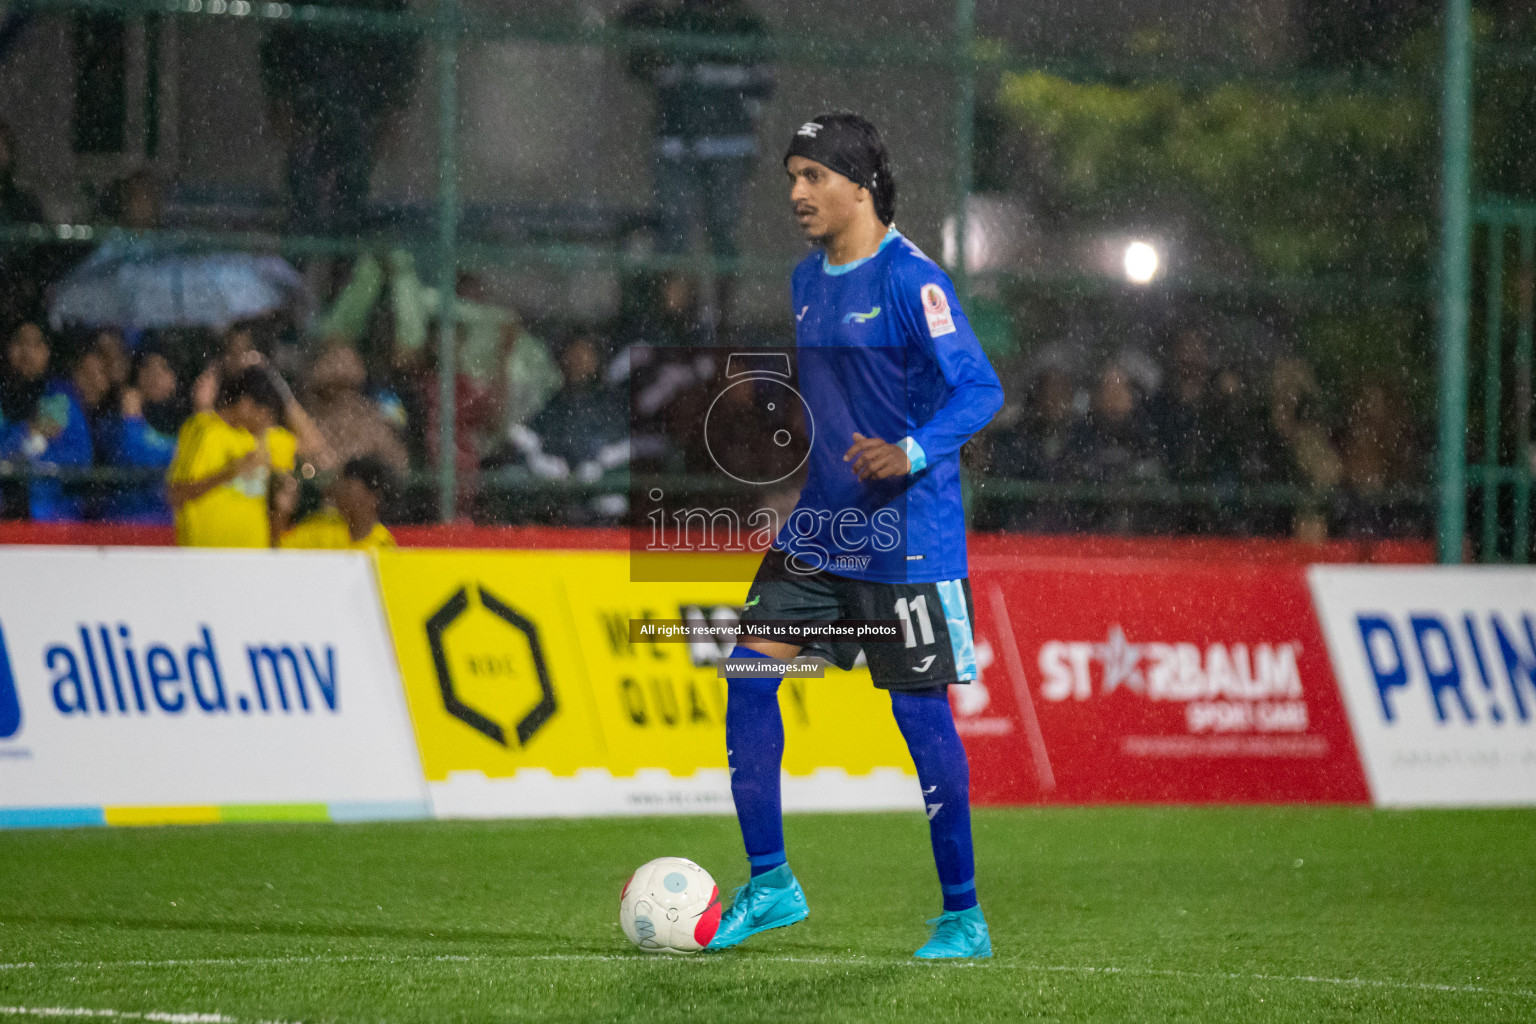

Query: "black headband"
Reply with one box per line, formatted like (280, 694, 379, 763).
(783, 118, 880, 194)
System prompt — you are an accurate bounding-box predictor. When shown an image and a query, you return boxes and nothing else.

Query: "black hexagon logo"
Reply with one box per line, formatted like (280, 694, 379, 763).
(425, 585, 557, 747)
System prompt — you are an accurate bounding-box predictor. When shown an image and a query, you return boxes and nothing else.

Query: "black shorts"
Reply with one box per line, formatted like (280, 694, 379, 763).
(739, 548, 978, 691)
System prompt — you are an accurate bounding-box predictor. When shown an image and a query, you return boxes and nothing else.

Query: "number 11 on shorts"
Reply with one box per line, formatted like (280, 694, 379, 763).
(894, 595, 935, 648)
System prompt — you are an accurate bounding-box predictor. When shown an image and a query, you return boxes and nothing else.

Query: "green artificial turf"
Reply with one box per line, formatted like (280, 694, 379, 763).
(0, 807, 1531, 1023)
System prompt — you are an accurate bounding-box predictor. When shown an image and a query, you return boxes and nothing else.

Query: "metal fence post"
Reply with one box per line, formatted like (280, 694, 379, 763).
(1437, 0, 1473, 563)
(435, 0, 461, 523)
(951, 0, 975, 302)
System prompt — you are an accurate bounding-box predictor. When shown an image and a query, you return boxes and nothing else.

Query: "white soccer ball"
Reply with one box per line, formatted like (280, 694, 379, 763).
(619, 856, 722, 954)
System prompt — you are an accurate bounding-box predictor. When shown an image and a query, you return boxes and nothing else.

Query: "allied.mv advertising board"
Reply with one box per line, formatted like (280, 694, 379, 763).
(0, 548, 428, 825)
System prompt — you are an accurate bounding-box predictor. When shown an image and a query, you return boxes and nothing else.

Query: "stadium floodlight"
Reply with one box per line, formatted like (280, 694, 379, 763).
(1124, 241, 1160, 284)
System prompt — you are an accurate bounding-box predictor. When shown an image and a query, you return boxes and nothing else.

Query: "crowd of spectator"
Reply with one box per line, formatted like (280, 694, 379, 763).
(0, 104, 1431, 544)
(973, 324, 1430, 540)
(0, 228, 1433, 544)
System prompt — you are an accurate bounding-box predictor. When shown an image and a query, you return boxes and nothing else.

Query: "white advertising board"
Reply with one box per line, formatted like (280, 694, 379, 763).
(0, 548, 428, 819)
(1309, 566, 1536, 806)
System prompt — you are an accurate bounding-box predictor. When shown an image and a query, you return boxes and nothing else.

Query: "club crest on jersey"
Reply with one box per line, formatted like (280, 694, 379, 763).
(920, 283, 956, 337)
(797, 122, 822, 137)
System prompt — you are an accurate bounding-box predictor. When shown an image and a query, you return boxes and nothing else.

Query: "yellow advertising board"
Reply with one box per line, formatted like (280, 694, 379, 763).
(373, 549, 915, 805)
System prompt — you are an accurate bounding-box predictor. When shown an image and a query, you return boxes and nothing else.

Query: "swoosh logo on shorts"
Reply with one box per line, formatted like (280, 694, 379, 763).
(912, 654, 937, 673)
(742, 596, 761, 609)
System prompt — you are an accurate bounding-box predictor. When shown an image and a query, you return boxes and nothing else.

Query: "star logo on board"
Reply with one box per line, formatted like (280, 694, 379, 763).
(1094, 624, 1145, 695)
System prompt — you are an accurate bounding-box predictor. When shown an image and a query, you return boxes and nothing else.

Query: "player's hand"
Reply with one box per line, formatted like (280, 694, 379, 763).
(120, 388, 143, 418)
(843, 432, 910, 481)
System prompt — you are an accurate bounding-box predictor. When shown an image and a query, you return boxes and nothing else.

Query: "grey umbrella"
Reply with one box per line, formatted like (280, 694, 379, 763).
(48, 239, 308, 332)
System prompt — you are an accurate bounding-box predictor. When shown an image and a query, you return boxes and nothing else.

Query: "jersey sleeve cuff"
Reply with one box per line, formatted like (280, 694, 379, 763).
(899, 436, 927, 474)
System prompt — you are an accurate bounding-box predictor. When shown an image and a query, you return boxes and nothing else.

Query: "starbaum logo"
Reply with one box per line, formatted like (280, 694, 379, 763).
(0, 621, 23, 739)
(1038, 626, 1309, 734)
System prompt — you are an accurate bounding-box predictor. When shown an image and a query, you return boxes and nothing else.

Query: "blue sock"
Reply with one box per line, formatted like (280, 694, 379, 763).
(891, 689, 978, 912)
(725, 646, 787, 878)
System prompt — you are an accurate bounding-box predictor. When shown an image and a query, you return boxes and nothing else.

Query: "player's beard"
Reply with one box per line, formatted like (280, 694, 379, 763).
(794, 206, 827, 244)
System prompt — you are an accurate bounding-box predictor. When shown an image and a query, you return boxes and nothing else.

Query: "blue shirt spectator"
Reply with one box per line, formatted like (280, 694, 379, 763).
(0, 349, 110, 520)
(96, 348, 181, 523)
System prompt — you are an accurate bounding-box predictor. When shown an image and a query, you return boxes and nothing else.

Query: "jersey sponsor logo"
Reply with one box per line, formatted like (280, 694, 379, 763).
(842, 306, 882, 325)
(920, 284, 955, 337)
(797, 122, 822, 137)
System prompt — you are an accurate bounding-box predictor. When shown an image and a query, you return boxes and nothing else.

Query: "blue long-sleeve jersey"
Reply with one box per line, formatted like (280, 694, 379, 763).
(779, 229, 1003, 583)
(0, 380, 95, 521)
(100, 414, 176, 523)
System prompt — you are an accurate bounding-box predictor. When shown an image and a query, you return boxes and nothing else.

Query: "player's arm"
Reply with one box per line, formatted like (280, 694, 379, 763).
(892, 270, 1003, 471)
(845, 272, 1003, 481)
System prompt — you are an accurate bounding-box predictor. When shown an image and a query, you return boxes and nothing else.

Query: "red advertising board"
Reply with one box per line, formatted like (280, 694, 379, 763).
(958, 556, 1370, 804)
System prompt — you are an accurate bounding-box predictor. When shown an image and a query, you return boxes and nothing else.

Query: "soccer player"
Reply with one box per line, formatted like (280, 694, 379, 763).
(275, 454, 397, 550)
(707, 112, 1003, 959)
(166, 366, 295, 547)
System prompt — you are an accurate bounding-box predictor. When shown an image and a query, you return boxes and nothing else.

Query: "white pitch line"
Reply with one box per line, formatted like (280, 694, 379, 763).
(0, 1007, 299, 1024)
(0, 951, 1531, 1002)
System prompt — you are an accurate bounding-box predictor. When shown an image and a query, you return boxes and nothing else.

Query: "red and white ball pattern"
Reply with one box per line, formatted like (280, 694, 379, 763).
(619, 856, 722, 954)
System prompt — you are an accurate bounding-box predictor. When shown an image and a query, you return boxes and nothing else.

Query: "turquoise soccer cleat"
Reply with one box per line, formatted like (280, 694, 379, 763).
(704, 865, 809, 950)
(914, 906, 992, 959)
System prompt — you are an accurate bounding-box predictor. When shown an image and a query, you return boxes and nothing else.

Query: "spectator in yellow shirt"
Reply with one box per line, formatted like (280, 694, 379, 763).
(166, 367, 294, 547)
(276, 455, 397, 551)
